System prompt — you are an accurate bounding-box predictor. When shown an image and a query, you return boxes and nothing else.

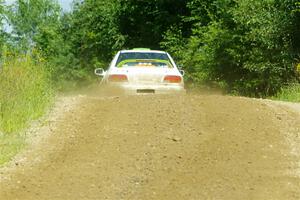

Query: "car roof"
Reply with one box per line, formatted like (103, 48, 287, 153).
(120, 49, 168, 54)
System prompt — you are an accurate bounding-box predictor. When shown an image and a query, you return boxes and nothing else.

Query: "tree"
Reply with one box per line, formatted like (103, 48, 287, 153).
(0, 0, 8, 51)
(7, 0, 61, 52)
(64, 0, 191, 70)
(66, 0, 125, 67)
(118, 0, 190, 49)
(162, 0, 300, 96)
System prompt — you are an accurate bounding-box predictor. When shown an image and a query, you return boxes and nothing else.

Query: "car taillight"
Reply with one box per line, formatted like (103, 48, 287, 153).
(163, 75, 182, 83)
(108, 74, 128, 82)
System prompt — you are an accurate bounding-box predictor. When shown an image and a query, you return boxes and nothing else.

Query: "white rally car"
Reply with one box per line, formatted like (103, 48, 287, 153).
(95, 48, 185, 94)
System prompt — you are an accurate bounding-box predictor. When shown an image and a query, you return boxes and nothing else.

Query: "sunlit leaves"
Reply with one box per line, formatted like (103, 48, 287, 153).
(162, 0, 299, 96)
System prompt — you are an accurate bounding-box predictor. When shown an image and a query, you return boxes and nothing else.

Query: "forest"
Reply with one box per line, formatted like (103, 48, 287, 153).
(0, 0, 300, 133)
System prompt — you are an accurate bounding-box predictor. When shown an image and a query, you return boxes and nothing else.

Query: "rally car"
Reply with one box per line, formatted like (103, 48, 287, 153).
(95, 48, 185, 94)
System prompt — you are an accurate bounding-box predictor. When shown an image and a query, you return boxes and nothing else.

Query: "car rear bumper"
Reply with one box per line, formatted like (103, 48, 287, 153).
(108, 83, 186, 95)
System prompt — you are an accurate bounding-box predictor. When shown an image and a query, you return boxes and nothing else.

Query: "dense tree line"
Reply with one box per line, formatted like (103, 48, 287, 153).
(1, 0, 300, 96)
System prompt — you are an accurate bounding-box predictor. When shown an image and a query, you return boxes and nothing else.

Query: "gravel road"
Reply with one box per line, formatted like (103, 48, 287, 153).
(1, 92, 300, 199)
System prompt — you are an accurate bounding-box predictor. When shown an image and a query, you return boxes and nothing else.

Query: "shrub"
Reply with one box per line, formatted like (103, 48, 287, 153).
(161, 0, 299, 97)
(273, 83, 300, 102)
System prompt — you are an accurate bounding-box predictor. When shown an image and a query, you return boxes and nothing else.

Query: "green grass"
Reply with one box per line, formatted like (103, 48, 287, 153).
(0, 133, 26, 165)
(0, 54, 53, 165)
(273, 83, 300, 103)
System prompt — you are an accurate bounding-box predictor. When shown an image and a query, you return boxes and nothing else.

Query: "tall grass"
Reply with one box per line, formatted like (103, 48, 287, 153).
(273, 83, 300, 103)
(0, 53, 53, 164)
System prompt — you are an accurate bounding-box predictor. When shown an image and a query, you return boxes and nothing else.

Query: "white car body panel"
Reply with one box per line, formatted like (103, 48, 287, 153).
(99, 49, 185, 94)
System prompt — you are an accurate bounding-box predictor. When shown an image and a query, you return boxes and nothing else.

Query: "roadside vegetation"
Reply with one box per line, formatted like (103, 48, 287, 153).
(0, 52, 53, 164)
(0, 52, 53, 133)
(2, 0, 300, 97)
(273, 83, 300, 102)
(0, 0, 300, 164)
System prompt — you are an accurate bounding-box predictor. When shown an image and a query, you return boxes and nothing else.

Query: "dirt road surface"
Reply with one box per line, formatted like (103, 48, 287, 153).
(1, 92, 300, 199)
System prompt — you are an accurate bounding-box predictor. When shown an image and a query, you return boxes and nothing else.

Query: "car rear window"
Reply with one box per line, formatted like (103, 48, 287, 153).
(116, 52, 173, 68)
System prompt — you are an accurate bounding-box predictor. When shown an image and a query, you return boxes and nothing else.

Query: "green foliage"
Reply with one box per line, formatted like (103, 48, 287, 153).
(119, 0, 190, 49)
(7, 0, 61, 51)
(2, 0, 300, 97)
(162, 0, 300, 97)
(295, 2, 300, 12)
(273, 83, 300, 102)
(161, 27, 187, 61)
(0, 132, 25, 165)
(68, 0, 125, 66)
(62, 0, 191, 73)
(0, 51, 53, 164)
(0, 1, 7, 49)
(0, 52, 53, 133)
(6, 0, 92, 84)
